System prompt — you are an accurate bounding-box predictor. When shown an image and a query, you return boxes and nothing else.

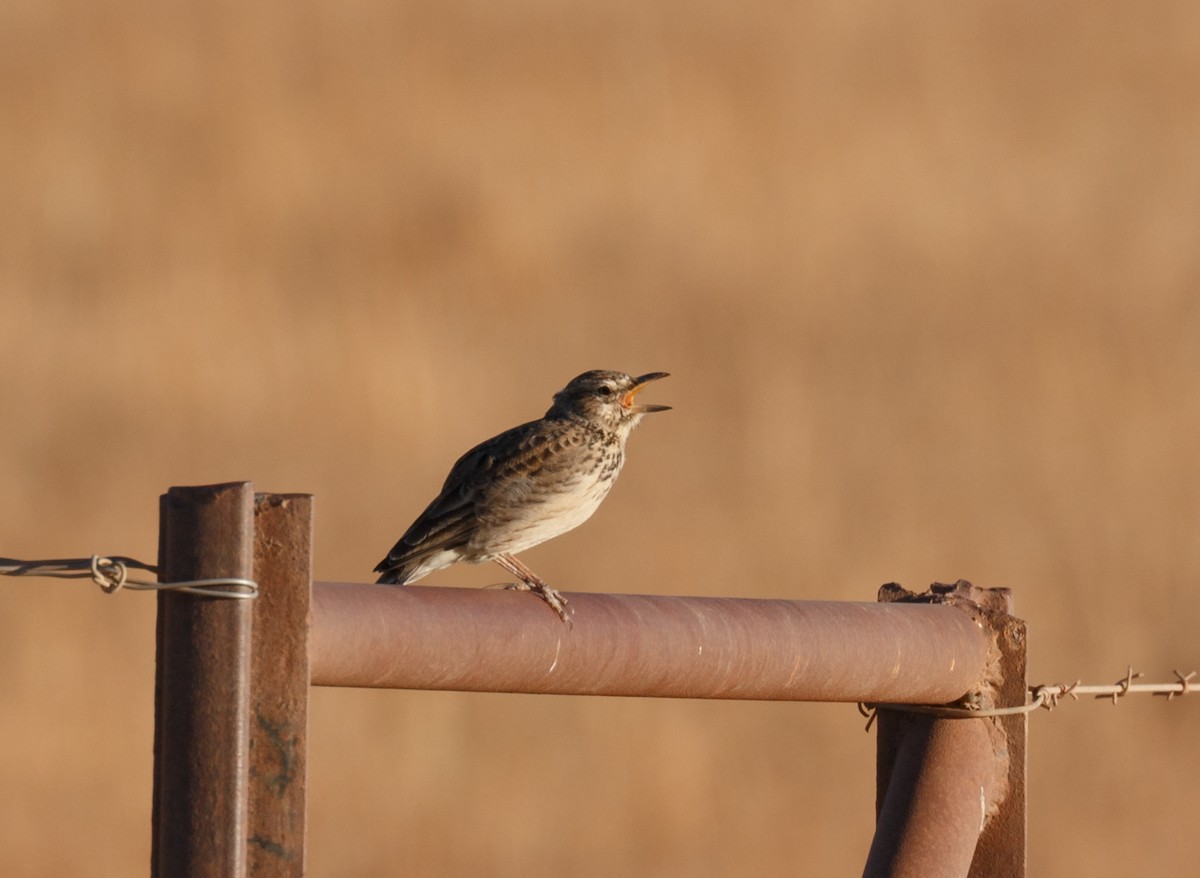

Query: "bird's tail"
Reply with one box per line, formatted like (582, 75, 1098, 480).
(374, 560, 416, 585)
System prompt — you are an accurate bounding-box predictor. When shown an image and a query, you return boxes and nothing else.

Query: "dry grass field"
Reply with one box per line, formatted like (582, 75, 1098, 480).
(3, 2, 1199, 875)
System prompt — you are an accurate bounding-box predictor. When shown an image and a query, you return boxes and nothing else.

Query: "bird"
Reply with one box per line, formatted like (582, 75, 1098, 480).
(374, 370, 671, 621)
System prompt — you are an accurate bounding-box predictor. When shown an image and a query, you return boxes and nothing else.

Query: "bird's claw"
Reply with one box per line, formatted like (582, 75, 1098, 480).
(505, 580, 573, 624)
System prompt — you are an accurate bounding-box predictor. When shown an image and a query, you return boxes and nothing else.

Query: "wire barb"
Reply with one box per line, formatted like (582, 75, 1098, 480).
(1, 555, 257, 599)
(1161, 669, 1195, 701)
(1105, 665, 1143, 704)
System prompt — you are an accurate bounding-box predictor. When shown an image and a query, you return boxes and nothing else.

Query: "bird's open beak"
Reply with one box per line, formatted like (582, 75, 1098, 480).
(622, 372, 672, 413)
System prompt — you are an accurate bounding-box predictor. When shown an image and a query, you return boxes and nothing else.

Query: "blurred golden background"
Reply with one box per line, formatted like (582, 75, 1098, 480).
(3, 2, 1199, 875)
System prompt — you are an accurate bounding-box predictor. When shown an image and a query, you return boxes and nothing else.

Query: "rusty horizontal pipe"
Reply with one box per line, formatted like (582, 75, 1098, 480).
(864, 714, 1003, 878)
(310, 583, 989, 703)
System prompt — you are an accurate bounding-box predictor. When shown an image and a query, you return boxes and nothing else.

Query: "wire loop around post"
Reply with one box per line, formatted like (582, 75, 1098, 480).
(1, 555, 257, 599)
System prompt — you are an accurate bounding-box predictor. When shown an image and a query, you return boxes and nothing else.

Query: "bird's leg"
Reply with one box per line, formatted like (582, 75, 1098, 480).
(493, 553, 571, 622)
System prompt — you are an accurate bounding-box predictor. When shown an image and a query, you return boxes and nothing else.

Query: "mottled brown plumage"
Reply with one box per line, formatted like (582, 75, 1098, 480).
(374, 370, 670, 620)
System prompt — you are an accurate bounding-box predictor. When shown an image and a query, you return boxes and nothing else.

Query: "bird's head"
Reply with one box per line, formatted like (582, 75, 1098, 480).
(547, 370, 671, 431)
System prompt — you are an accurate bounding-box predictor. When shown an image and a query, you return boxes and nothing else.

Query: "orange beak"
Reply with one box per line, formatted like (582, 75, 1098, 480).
(621, 372, 671, 413)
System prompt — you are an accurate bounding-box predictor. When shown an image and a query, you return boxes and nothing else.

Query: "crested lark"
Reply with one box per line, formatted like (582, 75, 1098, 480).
(374, 370, 670, 620)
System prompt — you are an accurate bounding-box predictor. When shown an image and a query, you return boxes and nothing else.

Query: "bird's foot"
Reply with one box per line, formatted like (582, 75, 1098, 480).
(505, 580, 572, 624)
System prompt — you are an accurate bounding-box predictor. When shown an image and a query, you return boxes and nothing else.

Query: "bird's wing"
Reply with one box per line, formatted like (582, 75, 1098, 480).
(374, 419, 549, 576)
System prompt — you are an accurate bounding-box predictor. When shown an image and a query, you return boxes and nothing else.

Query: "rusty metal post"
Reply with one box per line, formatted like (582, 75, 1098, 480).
(864, 715, 1001, 877)
(153, 482, 255, 878)
(866, 581, 1027, 878)
(971, 585, 1027, 874)
(247, 493, 313, 876)
(309, 583, 992, 704)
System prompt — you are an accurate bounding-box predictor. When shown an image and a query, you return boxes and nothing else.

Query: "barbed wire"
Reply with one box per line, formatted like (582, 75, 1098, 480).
(1034, 666, 1196, 707)
(1, 555, 257, 599)
(859, 666, 1194, 730)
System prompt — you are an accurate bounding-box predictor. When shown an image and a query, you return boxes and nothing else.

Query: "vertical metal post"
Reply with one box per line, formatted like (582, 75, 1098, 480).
(864, 713, 1001, 877)
(866, 581, 1027, 878)
(970, 586, 1027, 873)
(247, 493, 313, 876)
(153, 482, 255, 878)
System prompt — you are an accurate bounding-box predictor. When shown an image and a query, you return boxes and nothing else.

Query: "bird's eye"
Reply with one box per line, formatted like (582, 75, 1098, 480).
(596, 386, 614, 397)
